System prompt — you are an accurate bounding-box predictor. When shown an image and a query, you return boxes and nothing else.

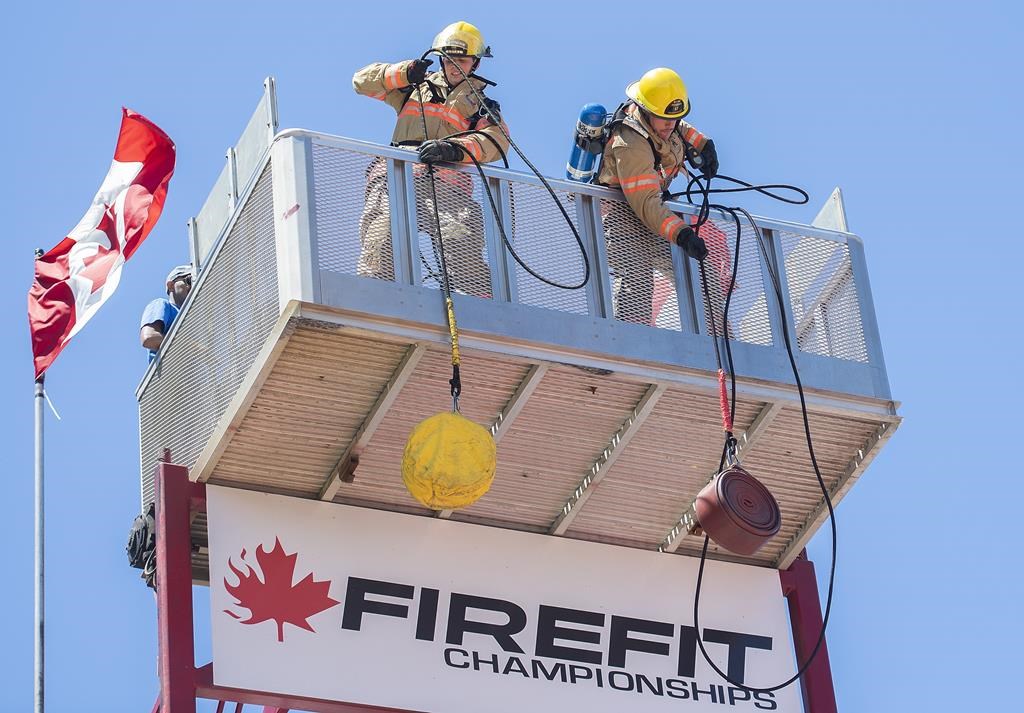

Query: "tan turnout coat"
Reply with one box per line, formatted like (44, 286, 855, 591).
(352, 60, 509, 164)
(597, 103, 709, 243)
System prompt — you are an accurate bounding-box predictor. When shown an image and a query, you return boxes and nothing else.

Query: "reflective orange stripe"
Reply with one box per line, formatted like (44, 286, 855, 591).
(683, 127, 706, 148)
(661, 215, 684, 239)
(398, 102, 470, 131)
(623, 179, 661, 195)
(621, 172, 659, 183)
(457, 138, 483, 161)
(384, 64, 405, 91)
(476, 117, 511, 137)
(620, 172, 659, 188)
(405, 106, 463, 129)
(368, 91, 387, 101)
(620, 172, 661, 195)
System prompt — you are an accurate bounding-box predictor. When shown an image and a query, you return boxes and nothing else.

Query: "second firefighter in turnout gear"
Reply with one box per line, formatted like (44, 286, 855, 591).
(352, 21, 509, 296)
(597, 67, 725, 326)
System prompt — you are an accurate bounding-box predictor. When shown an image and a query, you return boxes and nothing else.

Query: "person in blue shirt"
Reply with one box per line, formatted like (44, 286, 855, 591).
(140, 264, 192, 360)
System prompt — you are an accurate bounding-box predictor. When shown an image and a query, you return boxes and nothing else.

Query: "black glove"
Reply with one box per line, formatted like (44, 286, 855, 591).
(698, 139, 719, 178)
(405, 58, 432, 85)
(418, 139, 465, 165)
(676, 225, 708, 260)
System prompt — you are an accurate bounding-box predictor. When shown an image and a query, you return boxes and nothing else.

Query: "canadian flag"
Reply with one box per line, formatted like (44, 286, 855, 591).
(28, 108, 175, 378)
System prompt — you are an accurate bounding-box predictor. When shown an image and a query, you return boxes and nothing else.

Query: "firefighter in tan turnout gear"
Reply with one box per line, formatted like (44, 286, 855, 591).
(352, 21, 509, 296)
(597, 68, 720, 326)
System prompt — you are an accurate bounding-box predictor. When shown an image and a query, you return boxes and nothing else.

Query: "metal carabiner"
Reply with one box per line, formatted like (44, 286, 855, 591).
(725, 436, 739, 467)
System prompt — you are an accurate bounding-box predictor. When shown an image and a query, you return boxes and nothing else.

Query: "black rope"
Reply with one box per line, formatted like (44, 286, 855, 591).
(459, 148, 597, 289)
(412, 69, 462, 408)
(413, 88, 455, 300)
(697, 205, 744, 456)
(687, 175, 837, 693)
(425, 48, 592, 290)
(669, 173, 809, 206)
(426, 126, 585, 289)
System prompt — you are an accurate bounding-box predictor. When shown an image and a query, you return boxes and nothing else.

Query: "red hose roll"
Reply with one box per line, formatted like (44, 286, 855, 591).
(694, 464, 781, 555)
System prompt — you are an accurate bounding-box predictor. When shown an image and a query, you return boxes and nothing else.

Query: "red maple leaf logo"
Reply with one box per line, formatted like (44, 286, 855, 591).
(223, 538, 339, 642)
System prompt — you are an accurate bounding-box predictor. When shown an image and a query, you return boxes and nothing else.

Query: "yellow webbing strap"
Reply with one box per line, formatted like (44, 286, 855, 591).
(445, 296, 462, 411)
(445, 296, 461, 366)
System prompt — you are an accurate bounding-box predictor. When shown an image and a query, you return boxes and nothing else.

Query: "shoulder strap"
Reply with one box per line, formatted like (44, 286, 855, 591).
(468, 73, 497, 87)
(606, 101, 662, 171)
(605, 102, 630, 134)
(398, 79, 446, 111)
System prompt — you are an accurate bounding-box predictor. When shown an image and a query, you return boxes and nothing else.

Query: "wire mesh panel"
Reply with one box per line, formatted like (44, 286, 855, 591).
(410, 164, 494, 298)
(779, 230, 868, 362)
(507, 183, 589, 314)
(312, 144, 395, 280)
(696, 217, 773, 346)
(138, 166, 279, 505)
(194, 161, 233, 272)
(600, 198, 681, 329)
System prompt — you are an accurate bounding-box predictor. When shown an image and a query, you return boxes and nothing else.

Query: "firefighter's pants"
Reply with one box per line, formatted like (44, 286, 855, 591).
(358, 160, 491, 297)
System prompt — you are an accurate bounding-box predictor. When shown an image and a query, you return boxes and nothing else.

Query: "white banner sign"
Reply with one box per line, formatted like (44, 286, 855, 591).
(208, 486, 800, 712)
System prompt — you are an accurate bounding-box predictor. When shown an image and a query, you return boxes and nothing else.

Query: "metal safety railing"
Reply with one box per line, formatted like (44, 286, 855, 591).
(137, 165, 279, 506)
(188, 77, 278, 274)
(307, 133, 880, 361)
(137, 128, 888, 504)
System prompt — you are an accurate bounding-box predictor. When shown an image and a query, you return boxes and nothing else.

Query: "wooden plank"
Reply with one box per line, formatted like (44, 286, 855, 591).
(549, 383, 668, 536)
(437, 362, 549, 519)
(319, 344, 427, 500)
(659, 400, 784, 553)
(775, 419, 898, 568)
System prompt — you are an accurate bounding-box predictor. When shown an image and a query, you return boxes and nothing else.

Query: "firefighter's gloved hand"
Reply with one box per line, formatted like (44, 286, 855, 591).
(676, 225, 708, 261)
(419, 140, 465, 165)
(699, 139, 719, 178)
(406, 59, 432, 85)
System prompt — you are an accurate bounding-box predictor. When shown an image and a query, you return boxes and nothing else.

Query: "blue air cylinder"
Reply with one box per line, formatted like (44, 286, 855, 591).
(566, 103, 608, 182)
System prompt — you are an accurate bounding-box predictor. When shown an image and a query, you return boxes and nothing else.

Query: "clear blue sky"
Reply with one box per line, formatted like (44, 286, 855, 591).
(2, 2, 1022, 711)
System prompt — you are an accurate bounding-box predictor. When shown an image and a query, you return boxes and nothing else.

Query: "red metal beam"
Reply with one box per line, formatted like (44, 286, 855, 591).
(194, 664, 418, 713)
(779, 551, 837, 713)
(155, 462, 204, 713)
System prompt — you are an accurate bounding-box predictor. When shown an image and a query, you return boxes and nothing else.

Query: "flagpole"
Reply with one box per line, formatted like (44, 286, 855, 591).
(26, 113, 173, 712)
(34, 373, 45, 713)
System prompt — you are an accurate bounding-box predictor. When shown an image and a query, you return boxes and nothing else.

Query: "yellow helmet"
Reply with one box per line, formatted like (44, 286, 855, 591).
(432, 21, 492, 58)
(625, 68, 690, 119)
